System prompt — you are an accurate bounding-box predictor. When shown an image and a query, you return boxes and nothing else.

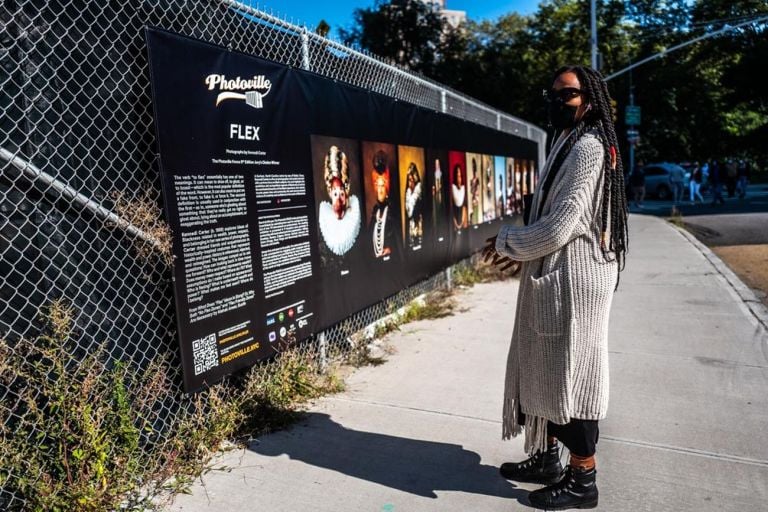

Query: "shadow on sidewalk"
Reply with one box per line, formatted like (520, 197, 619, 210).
(249, 412, 533, 505)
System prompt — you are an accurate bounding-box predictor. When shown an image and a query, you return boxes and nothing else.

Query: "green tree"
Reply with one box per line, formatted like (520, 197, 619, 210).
(690, 0, 768, 159)
(316, 19, 331, 38)
(624, 0, 768, 161)
(343, 0, 768, 164)
(340, 0, 447, 72)
(433, 1, 631, 129)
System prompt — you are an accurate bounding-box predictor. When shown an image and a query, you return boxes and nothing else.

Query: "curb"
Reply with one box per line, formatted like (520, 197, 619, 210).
(671, 222, 768, 333)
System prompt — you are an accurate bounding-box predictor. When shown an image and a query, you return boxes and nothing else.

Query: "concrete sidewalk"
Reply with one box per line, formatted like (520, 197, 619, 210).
(168, 214, 768, 512)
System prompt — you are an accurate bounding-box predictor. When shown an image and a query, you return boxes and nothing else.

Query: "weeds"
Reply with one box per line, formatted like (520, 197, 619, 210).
(0, 300, 166, 511)
(399, 290, 457, 323)
(453, 255, 514, 287)
(346, 339, 390, 368)
(348, 288, 458, 366)
(373, 318, 401, 339)
(111, 189, 174, 266)
(0, 301, 346, 511)
(238, 349, 345, 437)
(1, 261, 481, 509)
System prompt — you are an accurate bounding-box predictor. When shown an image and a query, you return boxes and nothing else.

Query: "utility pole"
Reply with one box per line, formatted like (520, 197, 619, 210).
(590, 0, 598, 70)
(625, 64, 641, 176)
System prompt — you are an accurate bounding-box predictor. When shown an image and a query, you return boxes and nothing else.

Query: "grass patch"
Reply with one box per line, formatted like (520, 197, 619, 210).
(238, 349, 346, 437)
(346, 340, 390, 368)
(399, 289, 456, 323)
(0, 299, 170, 511)
(453, 256, 516, 287)
(0, 300, 345, 511)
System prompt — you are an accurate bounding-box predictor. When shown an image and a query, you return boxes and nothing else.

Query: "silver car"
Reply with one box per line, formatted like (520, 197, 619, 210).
(641, 162, 690, 200)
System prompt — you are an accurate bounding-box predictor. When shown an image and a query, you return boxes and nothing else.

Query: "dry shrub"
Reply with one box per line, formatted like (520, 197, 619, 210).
(111, 189, 174, 266)
(0, 302, 345, 511)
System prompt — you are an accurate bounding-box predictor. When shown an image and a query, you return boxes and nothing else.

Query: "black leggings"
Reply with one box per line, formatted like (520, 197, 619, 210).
(517, 408, 599, 457)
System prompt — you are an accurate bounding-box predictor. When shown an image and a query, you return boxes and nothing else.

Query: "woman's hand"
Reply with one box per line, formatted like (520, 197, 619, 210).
(483, 236, 522, 274)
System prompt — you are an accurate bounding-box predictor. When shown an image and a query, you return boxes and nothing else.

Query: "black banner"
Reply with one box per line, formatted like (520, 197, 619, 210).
(146, 28, 539, 391)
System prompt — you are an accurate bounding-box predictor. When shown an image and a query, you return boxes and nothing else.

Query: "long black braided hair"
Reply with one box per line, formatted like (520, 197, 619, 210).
(546, 65, 629, 288)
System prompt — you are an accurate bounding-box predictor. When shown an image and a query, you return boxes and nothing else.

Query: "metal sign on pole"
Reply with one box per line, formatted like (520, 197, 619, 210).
(625, 105, 641, 126)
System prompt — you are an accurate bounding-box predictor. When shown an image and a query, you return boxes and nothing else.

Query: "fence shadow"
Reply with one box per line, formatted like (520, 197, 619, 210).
(249, 412, 532, 505)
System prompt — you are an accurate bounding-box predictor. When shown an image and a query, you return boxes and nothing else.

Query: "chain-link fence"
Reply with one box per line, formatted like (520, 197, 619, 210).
(0, 1, 545, 508)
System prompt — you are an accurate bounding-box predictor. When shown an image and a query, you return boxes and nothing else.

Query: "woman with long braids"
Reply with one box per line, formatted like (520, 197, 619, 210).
(482, 65, 628, 510)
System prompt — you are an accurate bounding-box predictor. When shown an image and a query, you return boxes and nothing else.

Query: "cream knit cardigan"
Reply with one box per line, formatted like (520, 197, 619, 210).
(495, 129, 617, 455)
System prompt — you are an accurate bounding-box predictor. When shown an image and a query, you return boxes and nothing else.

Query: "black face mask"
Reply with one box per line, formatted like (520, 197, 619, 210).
(548, 101, 579, 130)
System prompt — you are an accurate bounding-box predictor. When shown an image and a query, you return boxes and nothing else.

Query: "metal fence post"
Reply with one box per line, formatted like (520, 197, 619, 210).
(440, 91, 450, 292)
(301, 28, 311, 71)
(318, 332, 328, 373)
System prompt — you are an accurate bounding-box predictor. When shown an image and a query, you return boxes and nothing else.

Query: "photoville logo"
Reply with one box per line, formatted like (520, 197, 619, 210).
(205, 74, 272, 109)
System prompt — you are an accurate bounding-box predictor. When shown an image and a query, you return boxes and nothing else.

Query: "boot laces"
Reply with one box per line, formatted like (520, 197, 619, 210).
(520, 444, 560, 470)
(551, 466, 577, 497)
(519, 451, 542, 469)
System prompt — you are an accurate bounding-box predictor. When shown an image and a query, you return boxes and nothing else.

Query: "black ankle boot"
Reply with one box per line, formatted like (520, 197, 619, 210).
(528, 465, 598, 510)
(499, 443, 562, 485)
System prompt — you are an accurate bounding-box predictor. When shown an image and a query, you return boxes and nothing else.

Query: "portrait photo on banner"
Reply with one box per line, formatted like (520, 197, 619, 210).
(481, 154, 496, 222)
(310, 134, 364, 274)
(505, 157, 518, 216)
(522, 159, 532, 196)
(465, 152, 482, 226)
(361, 141, 402, 262)
(425, 148, 450, 244)
(397, 145, 426, 252)
(494, 155, 506, 219)
(529, 159, 539, 191)
(516, 158, 527, 203)
(448, 150, 468, 232)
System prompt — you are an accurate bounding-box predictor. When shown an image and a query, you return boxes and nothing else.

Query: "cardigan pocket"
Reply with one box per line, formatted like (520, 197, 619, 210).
(529, 269, 567, 337)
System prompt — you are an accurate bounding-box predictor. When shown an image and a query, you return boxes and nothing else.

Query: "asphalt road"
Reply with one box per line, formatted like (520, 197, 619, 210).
(630, 184, 768, 246)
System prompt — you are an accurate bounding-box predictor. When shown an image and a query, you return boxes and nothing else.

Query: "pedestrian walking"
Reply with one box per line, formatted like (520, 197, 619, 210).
(689, 161, 704, 203)
(483, 64, 628, 511)
(737, 159, 749, 198)
(726, 158, 738, 197)
(630, 160, 646, 208)
(710, 160, 725, 205)
(669, 164, 685, 204)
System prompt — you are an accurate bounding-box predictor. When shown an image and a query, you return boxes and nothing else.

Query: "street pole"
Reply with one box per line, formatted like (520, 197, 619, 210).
(628, 87, 635, 176)
(590, 0, 598, 70)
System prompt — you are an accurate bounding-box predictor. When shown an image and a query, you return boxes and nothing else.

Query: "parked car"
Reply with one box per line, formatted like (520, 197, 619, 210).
(641, 162, 690, 200)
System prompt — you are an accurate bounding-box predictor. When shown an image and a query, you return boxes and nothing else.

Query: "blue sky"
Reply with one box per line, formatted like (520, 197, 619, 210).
(244, 1, 542, 35)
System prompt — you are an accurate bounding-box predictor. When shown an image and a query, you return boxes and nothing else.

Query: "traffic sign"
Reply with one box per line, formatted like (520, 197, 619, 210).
(625, 105, 641, 126)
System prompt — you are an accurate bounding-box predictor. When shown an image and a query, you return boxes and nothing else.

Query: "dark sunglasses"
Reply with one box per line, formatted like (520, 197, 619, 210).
(543, 87, 584, 103)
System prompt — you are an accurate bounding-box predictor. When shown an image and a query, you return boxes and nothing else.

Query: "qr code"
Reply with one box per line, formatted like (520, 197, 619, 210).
(192, 333, 219, 376)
